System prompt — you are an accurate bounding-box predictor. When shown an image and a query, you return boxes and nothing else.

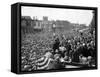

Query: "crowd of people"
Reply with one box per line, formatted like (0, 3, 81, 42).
(52, 30, 96, 66)
(21, 28, 96, 71)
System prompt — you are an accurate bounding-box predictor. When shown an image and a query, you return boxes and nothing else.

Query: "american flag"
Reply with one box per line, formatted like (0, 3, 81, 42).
(36, 52, 54, 70)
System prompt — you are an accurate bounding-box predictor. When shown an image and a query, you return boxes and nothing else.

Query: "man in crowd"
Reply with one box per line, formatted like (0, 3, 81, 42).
(52, 37, 60, 55)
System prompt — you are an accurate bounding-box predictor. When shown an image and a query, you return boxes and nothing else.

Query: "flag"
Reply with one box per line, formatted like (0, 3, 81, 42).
(36, 56, 52, 70)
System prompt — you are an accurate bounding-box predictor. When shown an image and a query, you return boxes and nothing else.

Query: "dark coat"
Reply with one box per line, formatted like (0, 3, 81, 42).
(53, 38, 60, 54)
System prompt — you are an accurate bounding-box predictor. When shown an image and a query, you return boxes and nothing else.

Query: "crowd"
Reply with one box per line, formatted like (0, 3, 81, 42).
(21, 29, 96, 71)
(52, 30, 96, 65)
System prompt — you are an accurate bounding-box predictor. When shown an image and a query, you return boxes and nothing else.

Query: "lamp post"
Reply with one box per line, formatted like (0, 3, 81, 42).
(52, 23, 56, 36)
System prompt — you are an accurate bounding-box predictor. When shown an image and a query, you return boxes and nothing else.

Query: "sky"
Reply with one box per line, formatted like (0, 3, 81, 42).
(21, 6, 93, 26)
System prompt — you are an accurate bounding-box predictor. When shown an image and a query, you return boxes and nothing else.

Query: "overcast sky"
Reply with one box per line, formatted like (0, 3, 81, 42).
(21, 6, 93, 26)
